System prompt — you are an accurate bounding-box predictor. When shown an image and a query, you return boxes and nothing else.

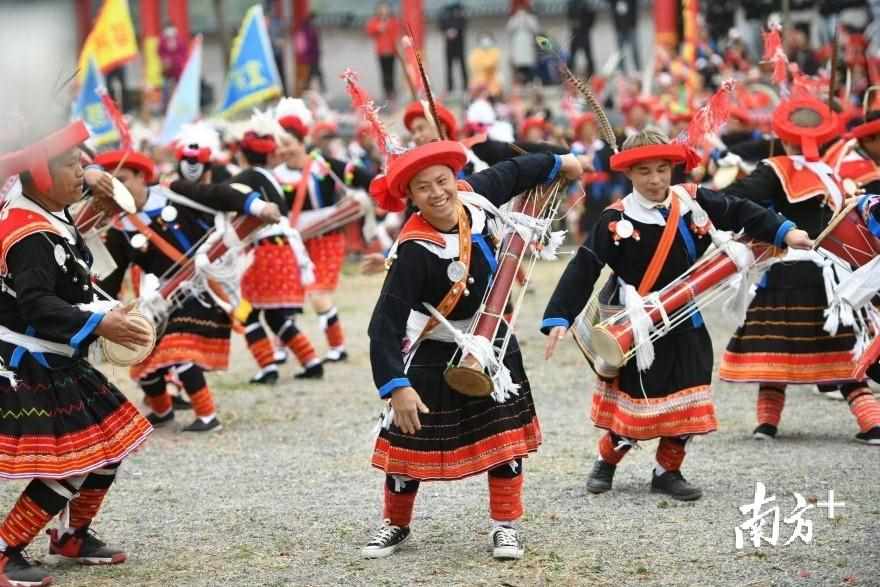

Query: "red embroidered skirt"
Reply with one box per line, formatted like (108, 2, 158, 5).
(130, 299, 231, 381)
(720, 262, 859, 384)
(306, 232, 346, 293)
(0, 359, 152, 479)
(242, 238, 307, 309)
(592, 326, 718, 440)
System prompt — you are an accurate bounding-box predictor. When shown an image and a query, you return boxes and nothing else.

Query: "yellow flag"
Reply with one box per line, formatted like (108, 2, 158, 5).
(77, 0, 138, 80)
(143, 36, 163, 90)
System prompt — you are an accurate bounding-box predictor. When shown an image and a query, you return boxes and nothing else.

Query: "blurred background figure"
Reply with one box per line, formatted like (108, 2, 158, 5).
(365, 2, 400, 104)
(608, 0, 640, 74)
(159, 24, 187, 107)
(439, 2, 468, 94)
(295, 13, 324, 96)
(566, 0, 598, 77)
(507, 4, 540, 86)
(469, 33, 503, 97)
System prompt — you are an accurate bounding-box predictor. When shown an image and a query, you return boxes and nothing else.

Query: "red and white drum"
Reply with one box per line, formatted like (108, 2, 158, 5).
(814, 201, 880, 269)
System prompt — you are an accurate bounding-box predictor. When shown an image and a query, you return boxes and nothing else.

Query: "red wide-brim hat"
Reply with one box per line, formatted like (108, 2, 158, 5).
(771, 98, 840, 161)
(610, 143, 700, 172)
(573, 113, 596, 137)
(520, 117, 549, 137)
(369, 140, 467, 212)
(403, 102, 459, 140)
(95, 149, 158, 184)
(278, 115, 310, 139)
(0, 121, 90, 192)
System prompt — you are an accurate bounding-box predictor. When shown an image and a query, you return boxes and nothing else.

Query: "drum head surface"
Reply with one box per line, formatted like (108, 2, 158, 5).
(111, 177, 137, 214)
(102, 312, 156, 366)
(590, 325, 627, 368)
(444, 366, 493, 397)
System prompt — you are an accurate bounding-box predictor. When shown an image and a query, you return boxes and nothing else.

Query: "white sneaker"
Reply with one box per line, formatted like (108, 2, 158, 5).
(490, 526, 524, 560)
(362, 523, 410, 559)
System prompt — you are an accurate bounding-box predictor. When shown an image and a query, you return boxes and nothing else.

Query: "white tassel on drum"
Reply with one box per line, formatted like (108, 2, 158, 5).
(621, 284, 655, 371)
(284, 227, 316, 286)
(822, 256, 880, 362)
(422, 303, 521, 403)
(539, 230, 567, 260)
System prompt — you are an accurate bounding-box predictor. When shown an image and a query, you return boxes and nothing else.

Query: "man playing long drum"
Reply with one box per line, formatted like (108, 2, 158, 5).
(349, 70, 586, 561)
(542, 128, 812, 501)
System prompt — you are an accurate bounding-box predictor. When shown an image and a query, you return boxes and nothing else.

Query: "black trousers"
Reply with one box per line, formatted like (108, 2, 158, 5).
(446, 48, 468, 92)
(379, 55, 396, 99)
(567, 30, 595, 76)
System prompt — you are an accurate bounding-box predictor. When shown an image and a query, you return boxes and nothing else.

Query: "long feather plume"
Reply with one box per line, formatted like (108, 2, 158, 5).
(536, 35, 618, 152)
(406, 24, 445, 141)
(341, 68, 400, 162)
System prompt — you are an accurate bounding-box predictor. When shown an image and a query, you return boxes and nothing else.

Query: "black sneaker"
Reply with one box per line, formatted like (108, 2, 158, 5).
(294, 363, 324, 380)
(855, 426, 880, 445)
(362, 524, 410, 559)
(182, 417, 222, 433)
(586, 459, 616, 494)
(0, 548, 53, 586)
(322, 349, 348, 363)
(650, 470, 703, 501)
(47, 528, 126, 565)
(249, 368, 279, 385)
(490, 525, 524, 560)
(146, 411, 174, 427)
(171, 395, 192, 411)
(752, 423, 778, 440)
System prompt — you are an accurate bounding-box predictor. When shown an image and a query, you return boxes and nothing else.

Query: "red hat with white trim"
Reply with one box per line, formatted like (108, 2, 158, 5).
(369, 140, 467, 212)
(0, 121, 90, 192)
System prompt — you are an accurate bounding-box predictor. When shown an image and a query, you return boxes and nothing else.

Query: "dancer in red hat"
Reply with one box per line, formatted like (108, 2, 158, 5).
(0, 121, 154, 586)
(542, 127, 812, 501)
(719, 97, 880, 445)
(347, 70, 586, 560)
(96, 146, 280, 432)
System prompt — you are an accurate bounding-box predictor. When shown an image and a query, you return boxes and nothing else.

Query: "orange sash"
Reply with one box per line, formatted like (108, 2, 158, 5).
(637, 194, 681, 295)
(289, 158, 313, 226)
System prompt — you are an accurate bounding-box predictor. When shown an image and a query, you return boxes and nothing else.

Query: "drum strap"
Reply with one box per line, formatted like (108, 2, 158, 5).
(417, 206, 473, 341)
(638, 195, 681, 295)
(289, 158, 313, 227)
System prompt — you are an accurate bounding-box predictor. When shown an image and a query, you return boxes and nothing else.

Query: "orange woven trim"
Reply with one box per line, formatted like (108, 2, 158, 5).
(130, 333, 230, 380)
(488, 474, 524, 521)
(590, 382, 717, 440)
(68, 487, 109, 529)
(719, 351, 858, 383)
(248, 338, 276, 368)
(766, 157, 830, 203)
(638, 194, 681, 295)
(0, 494, 53, 547)
(0, 403, 152, 479)
(0, 220, 61, 273)
(371, 417, 542, 481)
(305, 233, 345, 292)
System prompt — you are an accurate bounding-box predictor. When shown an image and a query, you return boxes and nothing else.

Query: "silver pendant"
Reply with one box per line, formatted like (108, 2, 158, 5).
(447, 260, 467, 283)
(130, 233, 148, 249)
(161, 205, 178, 222)
(691, 208, 710, 228)
(53, 244, 67, 267)
(615, 219, 634, 239)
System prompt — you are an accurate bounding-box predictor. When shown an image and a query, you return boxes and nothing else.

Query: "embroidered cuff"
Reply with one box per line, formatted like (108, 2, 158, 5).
(541, 317, 569, 334)
(545, 154, 562, 184)
(70, 312, 105, 349)
(378, 377, 411, 399)
(244, 192, 265, 216)
(773, 220, 796, 248)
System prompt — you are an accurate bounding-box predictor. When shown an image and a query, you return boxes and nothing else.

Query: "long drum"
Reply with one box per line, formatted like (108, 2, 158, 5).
(590, 242, 773, 368)
(813, 200, 880, 269)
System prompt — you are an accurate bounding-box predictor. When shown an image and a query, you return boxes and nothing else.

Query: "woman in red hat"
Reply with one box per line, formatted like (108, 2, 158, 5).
(542, 128, 812, 501)
(720, 98, 880, 445)
(0, 122, 154, 586)
(96, 146, 280, 433)
(362, 139, 584, 561)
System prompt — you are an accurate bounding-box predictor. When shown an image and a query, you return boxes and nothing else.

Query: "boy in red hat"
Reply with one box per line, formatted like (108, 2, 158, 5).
(542, 128, 812, 500)
(720, 97, 880, 445)
(0, 121, 154, 585)
(96, 145, 280, 432)
(357, 104, 585, 557)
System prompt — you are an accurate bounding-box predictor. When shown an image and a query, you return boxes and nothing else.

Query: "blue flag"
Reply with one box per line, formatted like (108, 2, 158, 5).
(217, 4, 283, 118)
(159, 35, 203, 145)
(73, 56, 118, 146)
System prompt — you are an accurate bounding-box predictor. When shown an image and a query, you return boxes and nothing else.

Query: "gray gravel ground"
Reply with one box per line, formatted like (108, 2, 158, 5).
(3, 257, 878, 587)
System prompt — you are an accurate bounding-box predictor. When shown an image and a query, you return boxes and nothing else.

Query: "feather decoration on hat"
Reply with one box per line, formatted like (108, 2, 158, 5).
(176, 122, 221, 154)
(341, 68, 402, 163)
(403, 26, 445, 141)
(762, 24, 789, 86)
(246, 107, 284, 139)
(275, 97, 314, 127)
(536, 35, 618, 153)
(677, 79, 736, 149)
